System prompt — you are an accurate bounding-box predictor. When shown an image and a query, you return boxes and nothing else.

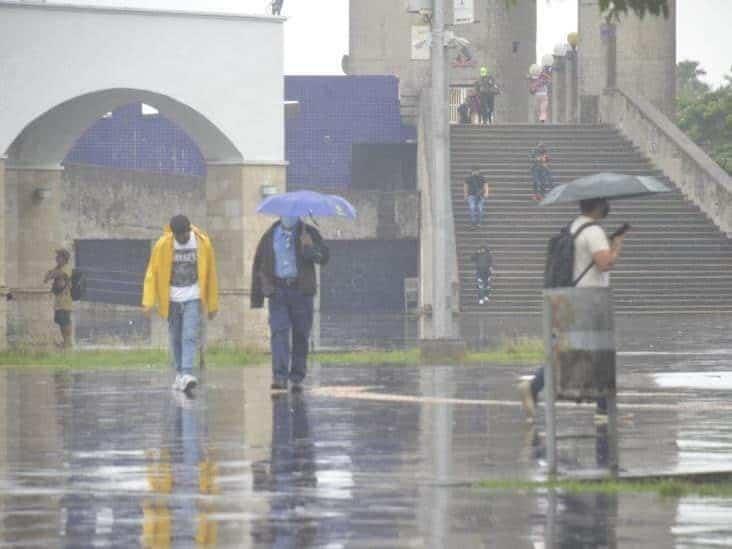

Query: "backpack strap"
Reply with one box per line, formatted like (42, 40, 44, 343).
(571, 222, 598, 286)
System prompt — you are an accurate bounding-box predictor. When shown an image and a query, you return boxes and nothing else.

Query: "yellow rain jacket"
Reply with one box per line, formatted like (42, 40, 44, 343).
(142, 225, 219, 319)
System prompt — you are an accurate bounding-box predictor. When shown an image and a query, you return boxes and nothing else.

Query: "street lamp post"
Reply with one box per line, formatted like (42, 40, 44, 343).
(430, 0, 451, 339)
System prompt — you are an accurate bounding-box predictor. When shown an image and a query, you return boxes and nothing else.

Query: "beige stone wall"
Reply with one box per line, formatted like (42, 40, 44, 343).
(205, 163, 286, 350)
(5, 167, 64, 347)
(601, 88, 732, 234)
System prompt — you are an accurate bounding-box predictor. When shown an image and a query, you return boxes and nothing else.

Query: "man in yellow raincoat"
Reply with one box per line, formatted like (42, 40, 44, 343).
(143, 215, 219, 394)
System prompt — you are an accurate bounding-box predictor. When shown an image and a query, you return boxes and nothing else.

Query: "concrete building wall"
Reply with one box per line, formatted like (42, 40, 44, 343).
(3, 165, 418, 348)
(0, 2, 284, 166)
(578, 0, 676, 117)
(347, 0, 535, 123)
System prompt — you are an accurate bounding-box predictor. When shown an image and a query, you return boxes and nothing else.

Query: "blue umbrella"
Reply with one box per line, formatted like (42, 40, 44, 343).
(257, 190, 357, 219)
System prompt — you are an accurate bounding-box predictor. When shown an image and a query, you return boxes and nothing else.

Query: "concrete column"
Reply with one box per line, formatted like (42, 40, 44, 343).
(205, 162, 286, 350)
(579, 0, 675, 117)
(5, 166, 64, 347)
(553, 54, 567, 123)
(603, 22, 618, 90)
(566, 50, 579, 123)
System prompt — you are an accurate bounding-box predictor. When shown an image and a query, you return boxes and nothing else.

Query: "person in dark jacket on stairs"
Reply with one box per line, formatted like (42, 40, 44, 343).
(251, 216, 330, 393)
(530, 143, 553, 201)
(471, 246, 494, 305)
(464, 168, 490, 227)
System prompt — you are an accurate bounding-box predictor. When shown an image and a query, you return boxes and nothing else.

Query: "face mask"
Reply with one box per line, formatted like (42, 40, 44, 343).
(280, 216, 299, 230)
(601, 201, 611, 218)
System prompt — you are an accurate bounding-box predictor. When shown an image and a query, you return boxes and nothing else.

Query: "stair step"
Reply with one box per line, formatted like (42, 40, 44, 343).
(451, 124, 732, 313)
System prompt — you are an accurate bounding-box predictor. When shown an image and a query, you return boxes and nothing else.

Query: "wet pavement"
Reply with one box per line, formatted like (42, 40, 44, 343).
(1, 334, 732, 546)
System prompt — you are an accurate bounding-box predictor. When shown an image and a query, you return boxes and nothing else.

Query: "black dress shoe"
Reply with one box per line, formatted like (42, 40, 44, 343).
(291, 383, 304, 394)
(271, 382, 287, 392)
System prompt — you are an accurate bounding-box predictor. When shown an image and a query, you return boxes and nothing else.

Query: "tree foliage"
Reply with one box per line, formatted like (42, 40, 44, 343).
(507, 0, 670, 19)
(597, 0, 670, 19)
(677, 60, 711, 103)
(677, 64, 732, 175)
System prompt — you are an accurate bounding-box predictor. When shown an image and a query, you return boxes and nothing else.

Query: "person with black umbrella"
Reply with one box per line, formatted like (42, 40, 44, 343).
(518, 197, 627, 423)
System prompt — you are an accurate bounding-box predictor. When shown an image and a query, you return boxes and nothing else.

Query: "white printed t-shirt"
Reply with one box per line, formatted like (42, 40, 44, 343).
(571, 215, 610, 288)
(170, 235, 201, 303)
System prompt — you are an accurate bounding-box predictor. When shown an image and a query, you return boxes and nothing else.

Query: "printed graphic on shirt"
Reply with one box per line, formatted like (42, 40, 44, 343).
(171, 248, 198, 288)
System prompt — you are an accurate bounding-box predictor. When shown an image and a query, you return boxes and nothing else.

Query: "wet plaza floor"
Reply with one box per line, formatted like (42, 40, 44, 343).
(2, 321, 732, 546)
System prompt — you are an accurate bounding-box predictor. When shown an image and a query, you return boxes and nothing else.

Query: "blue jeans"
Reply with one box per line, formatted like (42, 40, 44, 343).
(268, 286, 314, 385)
(467, 195, 485, 225)
(532, 166, 553, 196)
(168, 299, 201, 375)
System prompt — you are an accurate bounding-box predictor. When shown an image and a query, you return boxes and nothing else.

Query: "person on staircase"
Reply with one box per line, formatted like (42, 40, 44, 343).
(518, 197, 627, 424)
(458, 99, 471, 125)
(464, 168, 490, 227)
(471, 245, 494, 305)
(530, 142, 554, 201)
(475, 66, 500, 125)
(529, 66, 551, 123)
(467, 89, 482, 125)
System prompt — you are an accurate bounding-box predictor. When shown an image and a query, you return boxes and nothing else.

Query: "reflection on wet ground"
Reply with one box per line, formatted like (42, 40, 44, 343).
(1, 342, 732, 546)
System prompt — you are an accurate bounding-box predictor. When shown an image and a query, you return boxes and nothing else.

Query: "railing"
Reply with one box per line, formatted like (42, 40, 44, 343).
(600, 87, 732, 234)
(448, 85, 471, 124)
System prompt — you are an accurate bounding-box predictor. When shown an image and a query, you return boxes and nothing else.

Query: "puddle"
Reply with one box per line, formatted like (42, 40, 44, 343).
(653, 371, 732, 390)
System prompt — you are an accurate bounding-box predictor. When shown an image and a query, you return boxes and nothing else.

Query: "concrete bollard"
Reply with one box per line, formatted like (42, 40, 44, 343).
(543, 287, 618, 477)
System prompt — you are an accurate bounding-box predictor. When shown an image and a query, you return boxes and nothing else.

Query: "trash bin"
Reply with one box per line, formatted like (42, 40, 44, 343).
(543, 287, 616, 401)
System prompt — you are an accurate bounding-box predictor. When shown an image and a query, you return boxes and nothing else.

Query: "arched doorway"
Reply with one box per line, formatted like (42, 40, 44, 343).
(2, 88, 283, 349)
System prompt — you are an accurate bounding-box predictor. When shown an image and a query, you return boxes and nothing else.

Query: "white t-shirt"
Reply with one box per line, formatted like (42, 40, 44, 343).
(170, 235, 201, 303)
(571, 215, 610, 288)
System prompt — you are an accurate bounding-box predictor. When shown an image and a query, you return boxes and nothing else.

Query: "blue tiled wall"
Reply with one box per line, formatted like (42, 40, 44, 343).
(64, 76, 415, 186)
(285, 75, 415, 188)
(65, 104, 206, 177)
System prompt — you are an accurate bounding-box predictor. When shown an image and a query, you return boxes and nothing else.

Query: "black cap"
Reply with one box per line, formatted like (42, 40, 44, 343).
(170, 214, 191, 234)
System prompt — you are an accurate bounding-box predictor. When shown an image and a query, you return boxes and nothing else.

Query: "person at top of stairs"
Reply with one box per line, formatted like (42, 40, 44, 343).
(475, 66, 501, 125)
(471, 245, 494, 305)
(464, 167, 491, 227)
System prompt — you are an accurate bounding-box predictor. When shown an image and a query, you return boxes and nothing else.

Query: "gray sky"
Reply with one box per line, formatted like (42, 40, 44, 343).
(48, 0, 731, 87)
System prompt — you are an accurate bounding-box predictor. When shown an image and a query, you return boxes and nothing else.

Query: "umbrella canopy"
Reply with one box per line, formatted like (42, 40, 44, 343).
(540, 173, 671, 206)
(257, 190, 357, 219)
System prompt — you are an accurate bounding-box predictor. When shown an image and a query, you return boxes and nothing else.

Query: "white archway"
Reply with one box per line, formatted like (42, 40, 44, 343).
(0, 1, 287, 349)
(7, 88, 243, 168)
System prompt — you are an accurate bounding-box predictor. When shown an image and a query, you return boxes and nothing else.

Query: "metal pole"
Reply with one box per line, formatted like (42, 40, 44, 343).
(543, 291, 558, 477)
(431, 0, 451, 338)
(607, 388, 619, 477)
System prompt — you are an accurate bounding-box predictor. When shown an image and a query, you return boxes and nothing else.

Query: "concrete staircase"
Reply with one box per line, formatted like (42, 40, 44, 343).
(451, 124, 732, 314)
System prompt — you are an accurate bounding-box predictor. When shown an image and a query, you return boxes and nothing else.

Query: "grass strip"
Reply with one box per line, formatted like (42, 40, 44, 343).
(0, 347, 268, 369)
(0, 337, 544, 369)
(476, 478, 732, 499)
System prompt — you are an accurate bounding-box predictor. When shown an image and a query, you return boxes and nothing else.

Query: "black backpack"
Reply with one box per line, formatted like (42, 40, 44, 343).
(70, 269, 86, 301)
(543, 222, 597, 288)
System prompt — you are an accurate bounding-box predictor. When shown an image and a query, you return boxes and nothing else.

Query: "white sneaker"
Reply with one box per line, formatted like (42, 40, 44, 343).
(180, 374, 198, 394)
(172, 374, 184, 391)
(478, 299, 485, 305)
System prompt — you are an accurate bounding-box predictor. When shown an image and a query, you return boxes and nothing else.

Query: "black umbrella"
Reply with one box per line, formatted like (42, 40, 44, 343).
(539, 173, 671, 206)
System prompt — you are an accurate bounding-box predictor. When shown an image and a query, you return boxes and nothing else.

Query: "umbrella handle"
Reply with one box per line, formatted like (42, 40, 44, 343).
(308, 210, 320, 227)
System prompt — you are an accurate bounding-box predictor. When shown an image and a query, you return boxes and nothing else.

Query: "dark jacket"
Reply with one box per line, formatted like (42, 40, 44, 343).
(251, 221, 329, 309)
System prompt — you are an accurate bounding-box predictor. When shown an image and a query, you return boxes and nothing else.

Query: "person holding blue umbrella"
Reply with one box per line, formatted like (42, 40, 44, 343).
(252, 191, 354, 392)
